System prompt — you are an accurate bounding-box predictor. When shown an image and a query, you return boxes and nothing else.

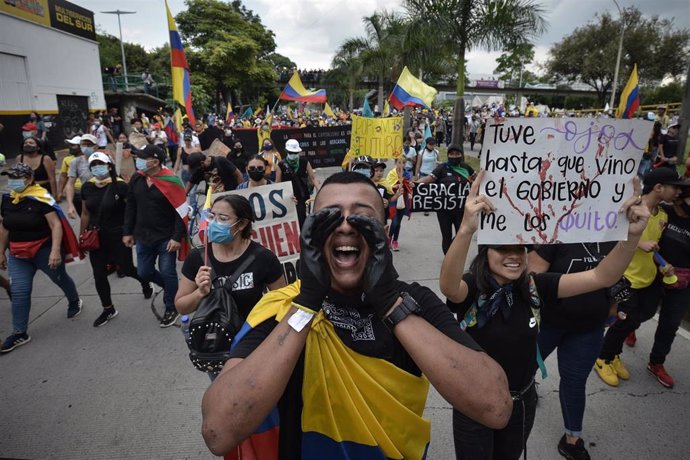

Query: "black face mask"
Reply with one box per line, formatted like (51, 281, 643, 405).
(248, 170, 265, 181)
(233, 147, 243, 153)
(23, 144, 38, 154)
(448, 157, 463, 166)
(69, 146, 82, 156)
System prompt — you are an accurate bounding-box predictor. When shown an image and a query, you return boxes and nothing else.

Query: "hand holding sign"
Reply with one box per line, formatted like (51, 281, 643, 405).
(619, 176, 650, 238)
(460, 171, 496, 235)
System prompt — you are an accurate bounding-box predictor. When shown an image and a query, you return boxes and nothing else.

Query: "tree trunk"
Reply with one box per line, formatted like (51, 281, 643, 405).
(677, 63, 690, 166)
(349, 88, 354, 111)
(451, 47, 466, 148)
(378, 74, 384, 113)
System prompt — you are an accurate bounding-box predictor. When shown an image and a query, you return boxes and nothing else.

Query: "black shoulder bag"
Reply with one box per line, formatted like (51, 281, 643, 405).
(187, 253, 256, 373)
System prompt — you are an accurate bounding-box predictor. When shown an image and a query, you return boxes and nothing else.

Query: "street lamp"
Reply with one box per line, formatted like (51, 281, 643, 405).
(609, 0, 625, 111)
(101, 10, 137, 91)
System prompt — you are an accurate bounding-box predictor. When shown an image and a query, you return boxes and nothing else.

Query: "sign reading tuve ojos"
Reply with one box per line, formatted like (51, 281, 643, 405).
(478, 118, 652, 245)
(213, 182, 301, 283)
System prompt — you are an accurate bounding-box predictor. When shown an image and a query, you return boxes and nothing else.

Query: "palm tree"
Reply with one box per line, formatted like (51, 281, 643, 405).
(404, 0, 548, 145)
(343, 11, 406, 110)
(331, 41, 365, 110)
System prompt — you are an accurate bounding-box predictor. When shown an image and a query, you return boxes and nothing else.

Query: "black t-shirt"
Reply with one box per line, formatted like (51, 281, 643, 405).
(80, 181, 129, 232)
(535, 243, 616, 332)
(1, 196, 54, 243)
(227, 150, 251, 175)
(181, 241, 284, 319)
(278, 158, 310, 201)
(229, 281, 482, 460)
(447, 272, 560, 391)
(659, 204, 690, 269)
(661, 134, 679, 159)
(430, 162, 474, 186)
(189, 156, 239, 192)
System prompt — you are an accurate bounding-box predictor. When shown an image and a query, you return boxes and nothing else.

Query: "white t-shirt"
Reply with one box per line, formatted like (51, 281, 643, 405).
(149, 130, 168, 146)
(92, 124, 108, 147)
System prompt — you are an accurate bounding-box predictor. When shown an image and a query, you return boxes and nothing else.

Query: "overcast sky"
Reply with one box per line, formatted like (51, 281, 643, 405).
(86, 0, 689, 75)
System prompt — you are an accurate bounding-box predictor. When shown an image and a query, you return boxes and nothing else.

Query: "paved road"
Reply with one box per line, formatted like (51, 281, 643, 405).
(1, 165, 690, 459)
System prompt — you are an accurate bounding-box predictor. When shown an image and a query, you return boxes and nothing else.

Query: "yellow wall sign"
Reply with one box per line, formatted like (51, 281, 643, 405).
(0, 0, 51, 27)
(350, 115, 403, 159)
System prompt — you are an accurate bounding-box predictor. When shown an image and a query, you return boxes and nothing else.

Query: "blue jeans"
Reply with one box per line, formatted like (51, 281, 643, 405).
(650, 287, 690, 365)
(537, 323, 604, 437)
(389, 209, 405, 241)
(135, 239, 178, 312)
(7, 245, 80, 333)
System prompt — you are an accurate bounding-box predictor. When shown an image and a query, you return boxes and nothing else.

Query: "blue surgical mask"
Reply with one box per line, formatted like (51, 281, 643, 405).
(208, 220, 239, 244)
(91, 165, 109, 179)
(22, 132, 32, 139)
(81, 146, 95, 156)
(8, 178, 28, 193)
(135, 158, 149, 171)
(354, 168, 371, 178)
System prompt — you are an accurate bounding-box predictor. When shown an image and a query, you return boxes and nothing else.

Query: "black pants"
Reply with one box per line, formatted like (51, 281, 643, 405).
(469, 132, 477, 150)
(296, 199, 307, 231)
(435, 131, 445, 146)
(73, 194, 83, 217)
(167, 144, 178, 167)
(88, 229, 144, 307)
(453, 382, 537, 460)
(599, 280, 662, 361)
(650, 287, 690, 364)
(437, 210, 463, 254)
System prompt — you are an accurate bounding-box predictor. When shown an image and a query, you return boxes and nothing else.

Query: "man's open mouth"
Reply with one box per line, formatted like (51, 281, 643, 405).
(333, 245, 361, 268)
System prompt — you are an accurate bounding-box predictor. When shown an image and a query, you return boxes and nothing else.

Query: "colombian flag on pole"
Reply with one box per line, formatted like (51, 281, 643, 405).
(389, 66, 437, 111)
(166, 0, 196, 129)
(616, 64, 640, 119)
(279, 70, 327, 103)
(226, 102, 235, 124)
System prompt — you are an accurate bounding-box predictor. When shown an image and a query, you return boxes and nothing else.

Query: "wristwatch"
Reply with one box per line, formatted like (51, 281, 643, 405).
(383, 292, 422, 330)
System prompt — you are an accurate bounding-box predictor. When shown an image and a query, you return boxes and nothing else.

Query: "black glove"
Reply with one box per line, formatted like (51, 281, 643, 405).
(293, 207, 344, 312)
(347, 214, 400, 318)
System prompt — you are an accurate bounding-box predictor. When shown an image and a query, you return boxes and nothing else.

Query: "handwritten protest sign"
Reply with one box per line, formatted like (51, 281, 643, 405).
(207, 138, 231, 157)
(214, 182, 301, 283)
(478, 118, 651, 244)
(412, 182, 471, 212)
(350, 115, 403, 159)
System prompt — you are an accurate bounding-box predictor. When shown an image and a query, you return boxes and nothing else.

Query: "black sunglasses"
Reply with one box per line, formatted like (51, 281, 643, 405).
(247, 166, 265, 173)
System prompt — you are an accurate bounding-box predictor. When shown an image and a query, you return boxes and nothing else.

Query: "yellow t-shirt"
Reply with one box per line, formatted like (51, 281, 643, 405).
(61, 155, 82, 190)
(624, 207, 668, 289)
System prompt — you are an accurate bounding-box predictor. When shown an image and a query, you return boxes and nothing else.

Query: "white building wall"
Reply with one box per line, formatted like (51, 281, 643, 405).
(0, 13, 105, 113)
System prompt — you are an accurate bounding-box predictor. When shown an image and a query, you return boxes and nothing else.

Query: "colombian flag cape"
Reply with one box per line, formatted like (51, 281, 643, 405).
(230, 282, 431, 460)
(138, 168, 190, 261)
(5, 184, 83, 263)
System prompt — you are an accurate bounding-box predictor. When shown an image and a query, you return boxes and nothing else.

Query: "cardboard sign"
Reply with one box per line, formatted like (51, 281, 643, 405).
(478, 118, 651, 244)
(350, 115, 403, 159)
(412, 182, 471, 212)
(207, 138, 230, 157)
(213, 182, 301, 283)
(128, 132, 148, 149)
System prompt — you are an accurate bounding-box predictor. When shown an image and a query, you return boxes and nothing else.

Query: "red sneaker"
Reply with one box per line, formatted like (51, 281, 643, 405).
(391, 240, 400, 252)
(625, 331, 637, 347)
(647, 363, 674, 388)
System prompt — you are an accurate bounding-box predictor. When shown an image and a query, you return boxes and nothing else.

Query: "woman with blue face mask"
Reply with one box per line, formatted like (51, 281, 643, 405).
(0, 163, 82, 353)
(79, 153, 152, 327)
(176, 194, 286, 326)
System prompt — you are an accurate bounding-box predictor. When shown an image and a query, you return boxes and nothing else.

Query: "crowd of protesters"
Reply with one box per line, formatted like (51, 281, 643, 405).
(0, 99, 689, 460)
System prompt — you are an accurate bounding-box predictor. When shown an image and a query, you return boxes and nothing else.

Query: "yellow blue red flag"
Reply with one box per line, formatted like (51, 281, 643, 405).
(165, 0, 195, 129)
(279, 70, 327, 103)
(389, 66, 437, 110)
(617, 64, 640, 119)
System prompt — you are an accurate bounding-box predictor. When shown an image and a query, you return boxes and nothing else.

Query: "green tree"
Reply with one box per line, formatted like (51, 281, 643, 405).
(175, 0, 281, 111)
(494, 42, 535, 83)
(330, 41, 365, 110)
(404, 0, 547, 145)
(545, 7, 690, 106)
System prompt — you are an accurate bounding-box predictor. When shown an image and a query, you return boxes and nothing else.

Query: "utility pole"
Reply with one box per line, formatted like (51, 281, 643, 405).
(101, 10, 137, 91)
(609, 0, 625, 111)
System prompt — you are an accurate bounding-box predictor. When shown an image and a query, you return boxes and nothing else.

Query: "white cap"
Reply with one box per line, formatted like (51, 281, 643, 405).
(81, 134, 98, 144)
(285, 139, 302, 153)
(65, 135, 82, 145)
(88, 152, 112, 165)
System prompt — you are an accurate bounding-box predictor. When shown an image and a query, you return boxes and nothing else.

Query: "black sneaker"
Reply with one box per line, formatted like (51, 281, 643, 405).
(558, 434, 591, 460)
(1, 333, 31, 353)
(160, 310, 179, 328)
(142, 282, 153, 299)
(93, 308, 118, 327)
(67, 299, 83, 318)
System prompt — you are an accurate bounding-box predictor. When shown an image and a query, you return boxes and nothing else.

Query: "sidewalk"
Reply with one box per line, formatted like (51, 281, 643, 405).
(1, 169, 690, 459)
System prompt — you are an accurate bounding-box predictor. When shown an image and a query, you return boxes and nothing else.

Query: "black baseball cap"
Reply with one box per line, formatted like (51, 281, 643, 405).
(643, 168, 689, 191)
(1, 162, 33, 178)
(134, 145, 167, 163)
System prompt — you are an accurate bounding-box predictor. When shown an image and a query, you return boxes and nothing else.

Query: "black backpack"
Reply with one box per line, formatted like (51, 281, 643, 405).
(187, 254, 255, 373)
